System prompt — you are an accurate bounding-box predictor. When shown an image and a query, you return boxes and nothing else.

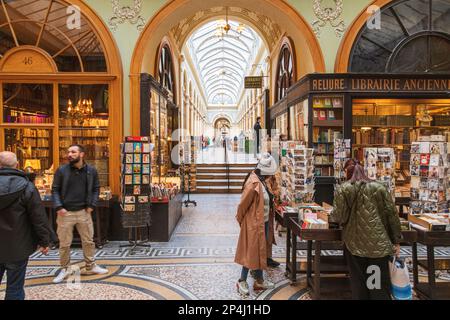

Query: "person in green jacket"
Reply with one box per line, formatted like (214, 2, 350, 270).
(332, 160, 402, 300)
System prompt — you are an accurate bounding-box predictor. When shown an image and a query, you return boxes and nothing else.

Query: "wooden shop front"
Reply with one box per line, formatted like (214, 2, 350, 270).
(270, 73, 450, 205)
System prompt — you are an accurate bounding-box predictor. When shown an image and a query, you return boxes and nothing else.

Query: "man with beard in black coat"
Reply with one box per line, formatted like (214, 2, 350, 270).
(0, 151, 50, 300)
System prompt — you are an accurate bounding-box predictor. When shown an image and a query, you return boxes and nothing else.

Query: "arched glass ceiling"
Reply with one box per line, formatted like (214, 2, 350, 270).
(188, 20, 262, 105)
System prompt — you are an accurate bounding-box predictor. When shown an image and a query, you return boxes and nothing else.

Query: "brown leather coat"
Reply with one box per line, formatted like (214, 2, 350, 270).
(234, 172, 268, 270)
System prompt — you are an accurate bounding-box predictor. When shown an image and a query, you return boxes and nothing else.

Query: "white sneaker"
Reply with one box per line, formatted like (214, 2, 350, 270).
(88, 265, 109, 275)
(236, 280, 250, 296)
(253, 279, 274, 291)
(53, 269, 69, 284)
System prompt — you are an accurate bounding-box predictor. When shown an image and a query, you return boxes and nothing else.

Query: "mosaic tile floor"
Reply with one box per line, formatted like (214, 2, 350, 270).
(1, 194, 450, 300)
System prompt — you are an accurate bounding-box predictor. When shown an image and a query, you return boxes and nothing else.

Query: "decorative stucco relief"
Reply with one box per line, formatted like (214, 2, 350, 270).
(170, 6, 282, 51)
(312, 0, 346, 38)
(109, 0, 146, 32)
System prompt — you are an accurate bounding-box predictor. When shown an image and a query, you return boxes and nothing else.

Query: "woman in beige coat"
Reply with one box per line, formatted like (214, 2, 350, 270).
(235, 153, 276, 296)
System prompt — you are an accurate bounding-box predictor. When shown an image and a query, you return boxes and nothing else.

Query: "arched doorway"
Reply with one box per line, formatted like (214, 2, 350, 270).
(0, 0, 123, 194)
(129, 0, 325, 135)
(214, 117, 231, 136)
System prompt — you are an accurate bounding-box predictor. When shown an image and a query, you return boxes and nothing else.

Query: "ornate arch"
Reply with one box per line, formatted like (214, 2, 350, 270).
(0, 0, 123, 194)
(130, 0, 324, 134)
(335, 0, 393, 72)
(334, 0, 450, 73)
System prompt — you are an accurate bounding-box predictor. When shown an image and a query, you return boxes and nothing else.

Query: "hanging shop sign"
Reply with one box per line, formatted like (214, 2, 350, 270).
(245, 76, 263, 89)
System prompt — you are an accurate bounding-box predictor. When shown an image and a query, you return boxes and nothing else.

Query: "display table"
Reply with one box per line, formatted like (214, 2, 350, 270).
(149, 193, 183, 242)
(43, 199, 112, 248)
(286, 217, 418, 299)
(411, 227, 450, 300)
(287, 217, 348, 299)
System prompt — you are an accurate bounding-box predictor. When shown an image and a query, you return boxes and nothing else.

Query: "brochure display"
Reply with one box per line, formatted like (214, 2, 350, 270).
(334, 138, 351, 182)
(280, 141, 315, 206)
(409, 136, 450, 214)
(364, 147, 396, 195)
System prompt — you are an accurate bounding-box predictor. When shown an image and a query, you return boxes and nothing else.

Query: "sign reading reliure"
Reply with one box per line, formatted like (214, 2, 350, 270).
(311, 77, 450, 93)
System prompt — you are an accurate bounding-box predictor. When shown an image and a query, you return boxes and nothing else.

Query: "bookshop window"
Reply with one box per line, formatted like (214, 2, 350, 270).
(0, 0, 107, 72)
(3, 83, 53, 123)
(289, 100, 308, 141)
(276, 113, 288, 137)
(4, 128, 53, 174)
(58, 84, 110, 187)
(349, 0, 450, 73)
(352, 99, 450, 196)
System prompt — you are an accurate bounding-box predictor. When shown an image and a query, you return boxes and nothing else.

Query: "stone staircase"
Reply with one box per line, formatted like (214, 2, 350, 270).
(194, 163, 256, 193)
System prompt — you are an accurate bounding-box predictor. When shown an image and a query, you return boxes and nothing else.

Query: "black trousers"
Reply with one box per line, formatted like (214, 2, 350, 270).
(344, 247, 392, 300)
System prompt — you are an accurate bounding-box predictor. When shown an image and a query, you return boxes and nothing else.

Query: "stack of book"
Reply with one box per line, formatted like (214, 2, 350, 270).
(364, 147, 396, 195)
(409, 135, 450, 214)
(280, 141, 315, 206)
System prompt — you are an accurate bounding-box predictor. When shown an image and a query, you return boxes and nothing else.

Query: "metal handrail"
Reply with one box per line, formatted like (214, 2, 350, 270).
(223, 139, 230, 192)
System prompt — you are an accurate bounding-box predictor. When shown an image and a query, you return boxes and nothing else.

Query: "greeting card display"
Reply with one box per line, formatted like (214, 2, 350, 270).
(280, 141, 315, 206)
(334, 138, 351, 182)
(120, 136, 154, 228)
(410, 136, 449, 214)
(364, 147, 396, 195)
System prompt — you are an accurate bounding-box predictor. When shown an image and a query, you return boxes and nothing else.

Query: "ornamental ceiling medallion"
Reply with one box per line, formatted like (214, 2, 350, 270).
(109, 0, 146, 32)
(312, 0, 346, 38)
(170, 6, 282, 51)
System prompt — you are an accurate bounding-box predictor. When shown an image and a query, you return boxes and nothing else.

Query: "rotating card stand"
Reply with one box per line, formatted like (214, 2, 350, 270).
(120, 225, 152, 255)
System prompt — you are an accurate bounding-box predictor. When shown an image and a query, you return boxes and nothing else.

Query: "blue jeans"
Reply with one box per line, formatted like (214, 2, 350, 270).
(240, 221, 269, 282)
(0, 259, 28, 300)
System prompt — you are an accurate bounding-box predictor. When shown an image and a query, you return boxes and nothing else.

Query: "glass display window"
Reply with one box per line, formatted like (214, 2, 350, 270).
(352, 98, 450, 196)
(276, 113, 288, 137)
(58, 84, 110, 187)
(289, 99, 309, 142)
(3, 83, 53, 124)
(4, 128, 54, 174)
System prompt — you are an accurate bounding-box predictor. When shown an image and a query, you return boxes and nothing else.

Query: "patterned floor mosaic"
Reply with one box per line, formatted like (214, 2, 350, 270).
(2, 194, 450, 300)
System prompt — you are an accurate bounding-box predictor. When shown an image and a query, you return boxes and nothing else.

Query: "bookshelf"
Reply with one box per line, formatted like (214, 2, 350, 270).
(58, 116, 110, 187)
(352, 101, 450, 197)
(311, 95, 344, 178)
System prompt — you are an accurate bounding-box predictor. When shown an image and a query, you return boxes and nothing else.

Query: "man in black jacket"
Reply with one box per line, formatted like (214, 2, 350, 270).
(51, 144, 108, 284)
(253, 117, 262, 155)
(0, 152, 50, 300)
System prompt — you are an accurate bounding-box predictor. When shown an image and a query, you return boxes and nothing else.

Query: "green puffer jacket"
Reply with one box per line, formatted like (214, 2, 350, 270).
(332, 181, 402, 258)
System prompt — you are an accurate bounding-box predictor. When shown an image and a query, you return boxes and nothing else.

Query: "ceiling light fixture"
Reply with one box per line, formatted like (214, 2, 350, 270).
(215, 7, 245, 38)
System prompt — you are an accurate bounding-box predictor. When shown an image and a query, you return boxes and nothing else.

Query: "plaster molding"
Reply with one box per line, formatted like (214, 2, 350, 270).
(312, 0, 346, 38)
(109, 0, 146, 32)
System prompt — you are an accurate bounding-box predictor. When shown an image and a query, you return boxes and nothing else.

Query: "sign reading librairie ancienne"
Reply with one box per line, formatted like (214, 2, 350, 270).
(245, 76, 263, 89)
(309, 76, 450, 93)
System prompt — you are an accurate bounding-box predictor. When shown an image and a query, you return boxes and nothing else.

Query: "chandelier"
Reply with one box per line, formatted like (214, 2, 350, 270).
(67, 98, 93, 124)
(215, 7, 245, 38)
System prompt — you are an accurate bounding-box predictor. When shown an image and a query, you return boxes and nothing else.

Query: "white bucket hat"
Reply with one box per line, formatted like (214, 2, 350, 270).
(256, 152, 277, 176)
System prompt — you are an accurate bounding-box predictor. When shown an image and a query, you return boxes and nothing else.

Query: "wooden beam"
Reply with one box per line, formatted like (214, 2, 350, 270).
(36, 0, 54, 47)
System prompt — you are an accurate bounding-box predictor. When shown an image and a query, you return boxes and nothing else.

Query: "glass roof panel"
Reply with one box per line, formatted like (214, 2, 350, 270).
(188, 20, 263, 104)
